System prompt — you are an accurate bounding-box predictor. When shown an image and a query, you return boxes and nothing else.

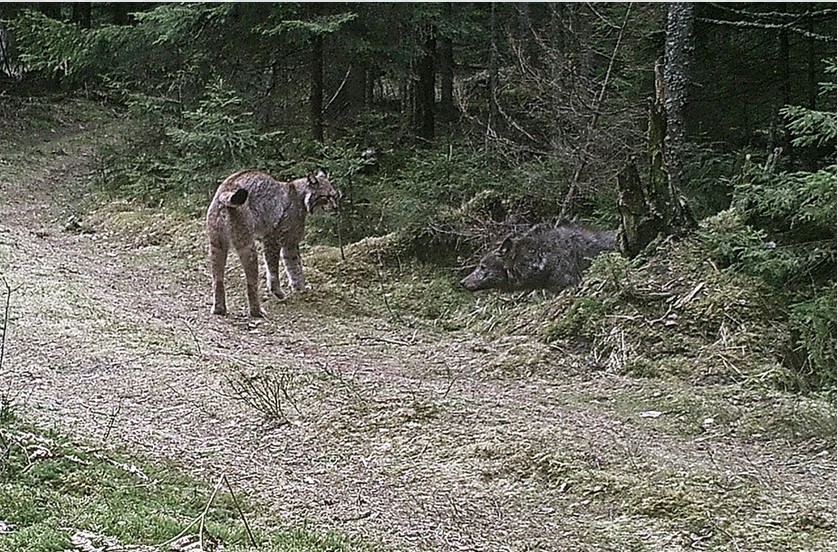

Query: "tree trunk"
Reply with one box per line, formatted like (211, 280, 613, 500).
(72, 3, 92, 28)
(439, 32, 454, 126)
(617, 158, 663, 258)
(414, 23, 436, 141)
(365, 67, 375, 108)
(618, 7, 697, 258)
(309, 34, 324, 142)
(110, 4, 132, 25)
(39, 4, 61, 19)
(487, 3, 499, 143)
(776, 7, 791, 154)
(662, 2, 696, 229)
(663, 3, 692, 204)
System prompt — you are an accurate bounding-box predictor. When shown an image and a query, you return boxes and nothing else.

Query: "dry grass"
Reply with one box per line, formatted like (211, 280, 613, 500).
(0, 103, 834, 552)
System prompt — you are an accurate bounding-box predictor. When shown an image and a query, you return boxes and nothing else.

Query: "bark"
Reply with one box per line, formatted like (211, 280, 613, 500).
(439, 36, 454, 124)
(309, 34, 324, 142)
(414, 24, 436, 141)
(72, 3, 92, 29)
(439, 6, 455, 126)
(662, 2, 696, 230)
(776, 6, 791, 153)
(617, 158, 664, 258)
(487, 3, 499, 141)
(39, 4, 61, 19)
(649, 59, 668, 206)
(618, 6, 697, 258)
(343, 64, 367, 113)
(663, 3, 692, 201)
(110, 3, 132, 25)
(365, 67, 374, 107)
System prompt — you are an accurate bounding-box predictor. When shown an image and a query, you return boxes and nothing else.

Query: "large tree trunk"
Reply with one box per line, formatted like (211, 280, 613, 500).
(487, 3, 499, 144)
(439, 6, 455, 128)
(39, 4, 61, 19)
(663, 2, 694, 213)
(309, 34, 324, 142)
(618, 4, 697, 258)
(414, 24, 436, 141)
(72, 3, 92, 28)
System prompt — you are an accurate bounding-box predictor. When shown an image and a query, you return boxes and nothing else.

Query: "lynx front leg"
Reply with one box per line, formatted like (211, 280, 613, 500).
(237, 244, 265, 317)
(281, 244, 307, 292)
(263, 239, 286, 300)
(209, 241, 229, 315)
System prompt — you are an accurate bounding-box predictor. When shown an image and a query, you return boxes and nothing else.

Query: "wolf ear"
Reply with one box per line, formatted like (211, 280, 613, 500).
(307, 173, 319, 187)
(497, 236, 515, 256)
(315, 167, 328, 179)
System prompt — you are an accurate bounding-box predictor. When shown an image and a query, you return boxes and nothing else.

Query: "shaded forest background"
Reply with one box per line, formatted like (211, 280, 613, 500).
(0, 2, 835, 392)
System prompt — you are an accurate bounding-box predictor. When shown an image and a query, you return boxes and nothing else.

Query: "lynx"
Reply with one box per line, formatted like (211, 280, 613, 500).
(206, 168, 338, 317)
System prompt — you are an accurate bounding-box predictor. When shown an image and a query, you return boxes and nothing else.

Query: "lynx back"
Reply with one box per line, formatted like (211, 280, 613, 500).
(206, 168, 338, 317)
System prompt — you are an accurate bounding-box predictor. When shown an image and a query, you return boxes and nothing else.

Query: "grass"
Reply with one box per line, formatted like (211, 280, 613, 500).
(1, 96, 834, 552)
(0, 412, 371, 552)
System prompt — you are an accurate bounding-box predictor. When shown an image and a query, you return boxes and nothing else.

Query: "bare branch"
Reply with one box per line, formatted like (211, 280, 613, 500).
(698, 17, 834, 42)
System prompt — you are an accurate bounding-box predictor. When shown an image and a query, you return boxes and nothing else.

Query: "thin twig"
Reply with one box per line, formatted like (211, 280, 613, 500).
(560, 4, 632, 220)
(0, 277, 17, 372)
(183, 319, 203, 357)
(102, 403, 122, 442)
(198, 474, 225, 551)
(375, 254, 402, 325)
(356, 335, 412, 347)
(223, 474, 257, 547)
(324, 65, 353, 112)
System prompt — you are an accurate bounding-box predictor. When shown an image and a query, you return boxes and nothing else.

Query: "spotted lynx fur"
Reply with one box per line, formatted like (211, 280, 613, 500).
(206, 169, 338, 317)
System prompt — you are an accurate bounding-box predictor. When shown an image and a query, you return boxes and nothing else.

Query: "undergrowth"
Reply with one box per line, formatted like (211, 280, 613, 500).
(0, 412, 369, 552)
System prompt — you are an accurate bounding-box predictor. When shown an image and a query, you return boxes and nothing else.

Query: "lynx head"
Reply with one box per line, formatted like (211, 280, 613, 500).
(303, 168, 339, 215)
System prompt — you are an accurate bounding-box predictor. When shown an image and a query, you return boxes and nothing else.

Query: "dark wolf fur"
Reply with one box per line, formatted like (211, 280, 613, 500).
(461, 225, 616, 292)
(206, 168, 338, 317)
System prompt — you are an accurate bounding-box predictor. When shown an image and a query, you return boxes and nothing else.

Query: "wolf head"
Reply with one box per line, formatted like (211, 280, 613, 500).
(303, 168, 339, 215)
(460, 237, 515, 291)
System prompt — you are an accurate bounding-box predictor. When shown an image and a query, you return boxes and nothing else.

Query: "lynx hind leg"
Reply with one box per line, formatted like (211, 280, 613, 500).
(209, 240, 229, 316)
(263, 239, 286, 300)
(281, 245, 308, 292)
(238, 245, 265, 317)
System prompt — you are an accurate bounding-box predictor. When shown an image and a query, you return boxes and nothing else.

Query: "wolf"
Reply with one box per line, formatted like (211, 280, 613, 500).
(206, 168, 338, 317)
(461, 225, 616, 293)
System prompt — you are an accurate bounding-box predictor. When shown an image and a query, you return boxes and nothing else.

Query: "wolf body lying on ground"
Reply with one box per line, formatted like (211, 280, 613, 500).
(206, 169, 338, 317)
(461, 225, 616, 293)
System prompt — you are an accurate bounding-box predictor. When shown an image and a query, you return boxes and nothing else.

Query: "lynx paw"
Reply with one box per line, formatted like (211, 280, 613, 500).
(249, 307, 268, 318)
(270, 287, 286, 300)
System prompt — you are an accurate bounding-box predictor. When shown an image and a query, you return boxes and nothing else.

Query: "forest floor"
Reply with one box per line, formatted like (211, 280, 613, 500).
(0, 99, 835, 552)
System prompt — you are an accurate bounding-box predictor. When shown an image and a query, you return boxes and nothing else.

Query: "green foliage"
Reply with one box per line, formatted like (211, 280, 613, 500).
(5, 11, 89, 83)
(166, 79, 281, 178)
(779, 59, 837, 149)
(788, 284, 837, 393)
(261, 12, 358, 37)
(0, 418, 367, 551)
(696, 71, 837, 393)
(698, 210, 798, 286)
(100, 80, 284, 202)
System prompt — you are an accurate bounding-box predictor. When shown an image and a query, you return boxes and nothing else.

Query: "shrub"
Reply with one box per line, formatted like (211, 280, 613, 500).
(788, 284, 837, 393)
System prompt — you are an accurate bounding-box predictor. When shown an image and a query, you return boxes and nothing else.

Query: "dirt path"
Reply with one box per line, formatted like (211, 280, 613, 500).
(0, 114, 834, 551)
